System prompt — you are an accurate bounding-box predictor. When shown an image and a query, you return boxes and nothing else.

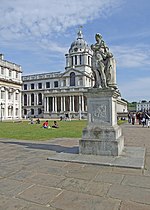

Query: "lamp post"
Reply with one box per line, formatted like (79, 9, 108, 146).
(1, 102, 3, 122)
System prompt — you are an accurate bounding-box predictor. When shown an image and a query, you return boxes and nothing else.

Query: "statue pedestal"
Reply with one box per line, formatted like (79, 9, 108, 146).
(79, 88, 124, 156)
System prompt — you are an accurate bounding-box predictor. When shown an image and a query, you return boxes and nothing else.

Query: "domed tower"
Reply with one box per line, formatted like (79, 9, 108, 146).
(65, 28, 93, 75)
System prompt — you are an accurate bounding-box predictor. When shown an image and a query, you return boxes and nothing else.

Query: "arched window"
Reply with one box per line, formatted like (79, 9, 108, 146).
(24, 109, 27, 115)
(31, 93, 34, 105)
(31, 108, 34, 115)
(38, 93, 42, 105)
(75, 55, 77, 65)
(70, 72, 75, 86)
(24, 94, 27, 106)
(38, 108, 42, 114)
(79, 55, 82, 65)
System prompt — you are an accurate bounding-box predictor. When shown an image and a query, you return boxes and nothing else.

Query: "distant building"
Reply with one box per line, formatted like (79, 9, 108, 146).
(22, 29, 127, 119)
(0, 54, 22, 120)
(136, 100, 150, 112)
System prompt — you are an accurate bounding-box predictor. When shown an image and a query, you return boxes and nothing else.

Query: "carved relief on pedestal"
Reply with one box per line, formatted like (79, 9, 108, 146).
(89, 100, 110, 123)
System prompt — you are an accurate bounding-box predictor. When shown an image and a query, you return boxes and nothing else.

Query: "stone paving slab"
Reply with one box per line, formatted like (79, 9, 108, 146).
(17, 185, 62, 205)
(50, 190, 121, 210)
(108, 184, 150, 205)
(120, 201, 150, 210)
(47, 146, 145, 169)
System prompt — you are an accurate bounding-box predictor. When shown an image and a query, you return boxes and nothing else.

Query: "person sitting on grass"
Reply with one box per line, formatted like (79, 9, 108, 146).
(36, 118, 40, 124)
(52, 121, 59, 128)
(42, 120, 49, 128)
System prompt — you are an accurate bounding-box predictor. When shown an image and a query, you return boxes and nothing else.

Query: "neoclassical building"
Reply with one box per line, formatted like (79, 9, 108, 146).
(0, 54, 22, 120)
(136, 100, 150, 112)
(22, 29, 127, 119)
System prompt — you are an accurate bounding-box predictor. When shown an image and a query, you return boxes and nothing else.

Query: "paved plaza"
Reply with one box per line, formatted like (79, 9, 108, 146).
(0, 123, 150, 210)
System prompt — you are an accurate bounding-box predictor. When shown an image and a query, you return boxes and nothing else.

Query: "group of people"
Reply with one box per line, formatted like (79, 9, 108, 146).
(128, 112, 150, 127)
(42, 120, 59, 129)
(29, 118, 59, 129)
(29, 118, 40, 124)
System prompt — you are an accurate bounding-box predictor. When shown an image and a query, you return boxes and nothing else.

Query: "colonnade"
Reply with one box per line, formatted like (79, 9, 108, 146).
(44, 95, 87, 114)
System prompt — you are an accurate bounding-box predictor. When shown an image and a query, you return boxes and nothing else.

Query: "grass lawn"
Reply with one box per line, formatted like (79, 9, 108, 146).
(0, 119, 126, 141)
(0, 120, 88, 141)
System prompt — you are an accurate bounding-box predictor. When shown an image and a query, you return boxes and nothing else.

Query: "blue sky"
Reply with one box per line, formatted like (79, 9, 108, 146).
(0, 0, 150, 102)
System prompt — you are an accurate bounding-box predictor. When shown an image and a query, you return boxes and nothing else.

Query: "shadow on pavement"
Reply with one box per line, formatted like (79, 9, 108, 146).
(0, 141, 79, 154)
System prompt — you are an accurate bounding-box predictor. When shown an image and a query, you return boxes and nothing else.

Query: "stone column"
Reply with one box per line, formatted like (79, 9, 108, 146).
(55, 97, 57, 112)
(63, 96, 66, 112)
(70, 96, 72, 111)
(12, 91, 15, 119)
(61, 97, 63, 112)
(28, 94, 30, 106)
(53, 97, 55, 112)
(19, 91, 22, 119)
(4, 90, 8, 120)
(81, 95, 84, 111)
(47, 97, 49, 112)
(79, 95, 81, 120)
(72, 96, 75, 112)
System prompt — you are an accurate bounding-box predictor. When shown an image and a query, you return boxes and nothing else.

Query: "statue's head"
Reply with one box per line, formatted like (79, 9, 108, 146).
(95, 33, 102, 40)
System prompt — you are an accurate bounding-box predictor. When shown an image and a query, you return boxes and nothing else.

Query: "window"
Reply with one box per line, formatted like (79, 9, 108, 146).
(79, 55, 82, 65)
(38, 108, 42, 114)
(31, 109, 34, 115)
(15, 108, 18, 116)
(46, 82, 50, 88)
(1, 67, 4, 75)
(1, 91, 5, 99)
(15, 93, 18, 100)
(38, 83, 42, 89)
(88, 56, 90, 65)
(54, 81, 58, 88)
(31, 93, 34, 105)
(16, 72, 18, 78)
(9, 70, 12, 77)
(24, 94, 27, 106)
(24, 84, 27, 90)
(24, 109, 27, 115)
(71, 56, 73, 66)
(31, 83, 34, 89)
(70, 72, 75, 86)
(38, 93, 42, 105)
(75, 55, 77, 65)
(8, 92, 11, 100)
(63, 80, 66, 86)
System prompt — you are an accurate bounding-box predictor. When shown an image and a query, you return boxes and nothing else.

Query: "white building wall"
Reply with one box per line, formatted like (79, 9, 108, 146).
(0, 54, 22, 120)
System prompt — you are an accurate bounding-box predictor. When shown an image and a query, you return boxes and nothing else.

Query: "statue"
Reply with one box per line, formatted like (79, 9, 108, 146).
(91, 33, 117, 89)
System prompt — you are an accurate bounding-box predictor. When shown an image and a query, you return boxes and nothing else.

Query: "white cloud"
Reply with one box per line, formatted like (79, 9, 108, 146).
(0, 0, 122, 52)
(112, 45, 150, 69)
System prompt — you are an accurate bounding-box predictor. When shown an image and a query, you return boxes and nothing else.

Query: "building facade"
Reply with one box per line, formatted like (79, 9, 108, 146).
(22, 29, 127, 119)
(0, 54, 22, 121)
(136, 101, 150, 112)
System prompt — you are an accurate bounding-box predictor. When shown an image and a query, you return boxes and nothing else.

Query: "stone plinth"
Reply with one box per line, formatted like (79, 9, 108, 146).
(79, 88, 124, 156)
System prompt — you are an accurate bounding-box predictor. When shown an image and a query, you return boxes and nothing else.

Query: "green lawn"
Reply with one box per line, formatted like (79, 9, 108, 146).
(0, 120, 88, 141)
(0, 119, 126, 141)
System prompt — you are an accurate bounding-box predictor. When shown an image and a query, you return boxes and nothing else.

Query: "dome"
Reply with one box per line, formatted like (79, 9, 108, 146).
(69, 29, 90, 53)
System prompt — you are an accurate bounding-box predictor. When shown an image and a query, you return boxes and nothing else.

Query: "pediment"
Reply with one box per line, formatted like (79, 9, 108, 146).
(61, 68, 91, 78)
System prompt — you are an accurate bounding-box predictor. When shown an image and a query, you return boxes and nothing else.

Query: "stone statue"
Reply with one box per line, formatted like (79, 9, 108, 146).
(91, 33, 117, 89)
